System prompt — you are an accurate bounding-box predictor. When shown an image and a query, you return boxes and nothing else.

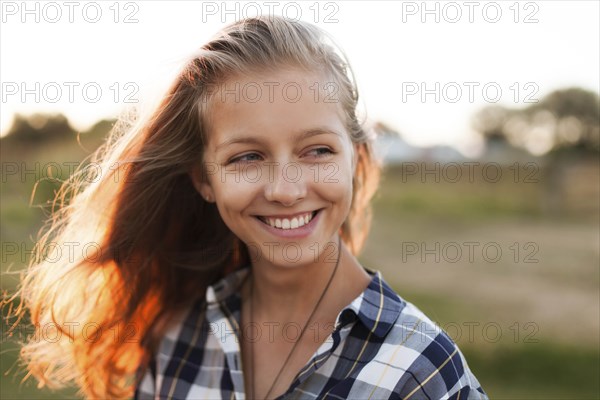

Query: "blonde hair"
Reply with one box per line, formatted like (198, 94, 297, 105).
(2, 16, 381, 399)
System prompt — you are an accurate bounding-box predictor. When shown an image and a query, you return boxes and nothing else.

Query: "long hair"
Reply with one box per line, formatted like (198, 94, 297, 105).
(2, 16, 381, 399)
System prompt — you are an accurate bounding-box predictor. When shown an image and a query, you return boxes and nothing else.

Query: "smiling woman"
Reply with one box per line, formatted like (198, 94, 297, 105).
(4, 16, 488, 400)
(191, 68, 357, 271)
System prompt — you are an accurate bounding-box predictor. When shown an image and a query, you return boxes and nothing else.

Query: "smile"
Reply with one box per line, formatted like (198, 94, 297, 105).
(255, 210, 319, 230)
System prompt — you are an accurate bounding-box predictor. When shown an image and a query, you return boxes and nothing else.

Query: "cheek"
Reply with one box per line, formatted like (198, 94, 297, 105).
(315, 163, 354, 207)
(214, 178, 260, 213)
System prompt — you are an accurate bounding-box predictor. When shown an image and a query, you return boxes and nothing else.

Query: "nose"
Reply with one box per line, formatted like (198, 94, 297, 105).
(264, 163, 307, 206)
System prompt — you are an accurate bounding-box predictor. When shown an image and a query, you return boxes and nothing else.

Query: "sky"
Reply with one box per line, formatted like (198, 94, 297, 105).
(1, 0, 599, 156)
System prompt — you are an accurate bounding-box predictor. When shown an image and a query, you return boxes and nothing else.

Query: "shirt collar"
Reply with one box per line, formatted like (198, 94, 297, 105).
(205, 264, 251, 304)
(341, 267, 405, 338)
(205, 264, 404, 338)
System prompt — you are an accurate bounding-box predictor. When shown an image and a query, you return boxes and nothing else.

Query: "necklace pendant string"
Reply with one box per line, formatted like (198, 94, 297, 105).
(248, 235, 342, 400)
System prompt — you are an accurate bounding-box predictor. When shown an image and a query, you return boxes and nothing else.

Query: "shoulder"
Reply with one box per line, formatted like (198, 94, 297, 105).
(374, 290, 489, 399)
(346, 270, 488, 399)
(134, 297, 209, 399)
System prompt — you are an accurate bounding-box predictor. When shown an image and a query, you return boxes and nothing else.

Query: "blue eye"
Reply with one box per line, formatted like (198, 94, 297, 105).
(228, 153, 262, 164)
(308, 147, 335, 158)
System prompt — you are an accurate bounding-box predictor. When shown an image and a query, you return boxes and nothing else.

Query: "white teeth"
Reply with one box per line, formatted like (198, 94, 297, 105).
(261, 212, 315, 230)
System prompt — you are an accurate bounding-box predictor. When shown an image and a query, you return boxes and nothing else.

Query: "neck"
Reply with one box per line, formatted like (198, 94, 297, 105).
(245, 235, 371, 324)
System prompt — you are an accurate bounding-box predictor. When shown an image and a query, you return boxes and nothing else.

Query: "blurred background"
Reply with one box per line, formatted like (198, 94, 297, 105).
(1, 1, 598, 398)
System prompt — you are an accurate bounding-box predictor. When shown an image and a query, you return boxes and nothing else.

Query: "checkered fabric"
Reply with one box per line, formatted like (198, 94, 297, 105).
(134, 265, 488, 399)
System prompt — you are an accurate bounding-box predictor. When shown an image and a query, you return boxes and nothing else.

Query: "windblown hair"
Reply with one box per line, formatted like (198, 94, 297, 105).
(2, 16, 381, 398)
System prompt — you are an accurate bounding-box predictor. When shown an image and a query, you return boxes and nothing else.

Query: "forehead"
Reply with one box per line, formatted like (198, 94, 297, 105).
(204, 67, 347, 146)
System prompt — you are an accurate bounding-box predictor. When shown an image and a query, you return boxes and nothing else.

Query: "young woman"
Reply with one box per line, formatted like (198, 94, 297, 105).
(6, 16, 488, 399)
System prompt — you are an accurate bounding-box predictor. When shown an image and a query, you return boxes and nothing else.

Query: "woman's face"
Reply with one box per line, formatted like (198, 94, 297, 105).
(191, 67, 357, 269)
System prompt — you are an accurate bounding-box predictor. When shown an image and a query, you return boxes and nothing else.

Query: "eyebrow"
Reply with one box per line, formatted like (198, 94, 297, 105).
(214, 128, 342, 153)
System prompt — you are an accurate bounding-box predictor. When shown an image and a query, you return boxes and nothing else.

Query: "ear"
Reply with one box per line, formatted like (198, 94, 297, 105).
(189, 164, 216, 203)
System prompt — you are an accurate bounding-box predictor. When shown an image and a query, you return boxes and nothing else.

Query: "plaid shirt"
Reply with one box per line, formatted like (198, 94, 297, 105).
(134, 265, 488, 399)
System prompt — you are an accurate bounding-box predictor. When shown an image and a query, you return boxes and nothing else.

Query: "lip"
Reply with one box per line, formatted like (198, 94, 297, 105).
(254, 209, 322, 239)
